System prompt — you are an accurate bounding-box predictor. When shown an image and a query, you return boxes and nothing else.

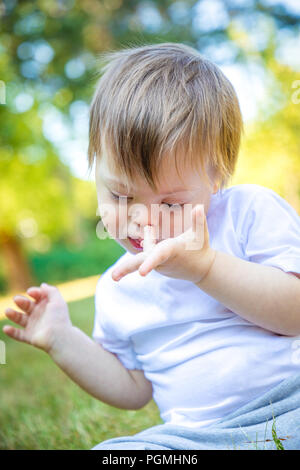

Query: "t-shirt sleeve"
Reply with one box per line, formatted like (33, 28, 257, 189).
(92, 275, 143, 370)
(240, 187, 300, 275)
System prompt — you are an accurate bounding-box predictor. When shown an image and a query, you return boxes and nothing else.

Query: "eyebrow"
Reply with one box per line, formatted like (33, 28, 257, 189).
(103, 177, 187, 195)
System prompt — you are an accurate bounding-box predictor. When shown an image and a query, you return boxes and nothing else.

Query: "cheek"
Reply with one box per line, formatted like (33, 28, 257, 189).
(172, 210, 187, 237)
(158, 208, 187, 239)
(98, 199, 129, 240)
(170, 205, 195, 238)
(98, 200, 118, 238)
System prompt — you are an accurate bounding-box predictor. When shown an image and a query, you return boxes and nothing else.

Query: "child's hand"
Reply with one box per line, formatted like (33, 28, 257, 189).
(2, 283, 72, 353)
(112, 204, 216, 284)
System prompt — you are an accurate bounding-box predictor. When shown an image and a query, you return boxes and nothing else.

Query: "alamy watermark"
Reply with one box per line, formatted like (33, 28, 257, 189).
(96, 199, 205, 250)
(0, 80, 6, 105)
(291, 80, 300, 105)
(0, 340, 6, 364)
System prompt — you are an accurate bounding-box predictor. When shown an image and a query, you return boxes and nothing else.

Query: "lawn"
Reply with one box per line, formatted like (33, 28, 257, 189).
(0, 296, 162, 450)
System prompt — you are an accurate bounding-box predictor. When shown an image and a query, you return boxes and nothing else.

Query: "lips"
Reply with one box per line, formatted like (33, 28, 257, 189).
(128, 237, 143, 249)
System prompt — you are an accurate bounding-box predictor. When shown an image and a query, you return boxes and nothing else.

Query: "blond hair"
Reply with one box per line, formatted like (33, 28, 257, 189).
(88, 42, 243, 192)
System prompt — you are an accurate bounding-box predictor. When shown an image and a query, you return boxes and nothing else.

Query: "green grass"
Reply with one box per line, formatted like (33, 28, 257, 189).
(0, 296, 162, 450)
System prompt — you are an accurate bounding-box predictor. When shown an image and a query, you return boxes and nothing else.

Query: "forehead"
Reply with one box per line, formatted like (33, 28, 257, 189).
(96, 151, 208, 195)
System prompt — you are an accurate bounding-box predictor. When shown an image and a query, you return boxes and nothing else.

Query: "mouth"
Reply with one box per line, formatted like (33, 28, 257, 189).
(128, 237, 143, 250)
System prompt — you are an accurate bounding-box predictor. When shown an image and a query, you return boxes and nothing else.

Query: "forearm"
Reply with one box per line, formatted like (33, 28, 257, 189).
(196, 249, 300, 336)
(48, 326, 146, 410)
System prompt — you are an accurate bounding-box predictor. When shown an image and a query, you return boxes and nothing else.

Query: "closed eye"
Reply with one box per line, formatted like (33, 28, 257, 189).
(110, 191, 184, 207)
(110, 191, 133, 201)
(162, 202, 184, 208)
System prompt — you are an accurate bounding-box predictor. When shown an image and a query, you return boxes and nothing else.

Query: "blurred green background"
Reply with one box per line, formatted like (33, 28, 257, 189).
(0, 0, 300, 450)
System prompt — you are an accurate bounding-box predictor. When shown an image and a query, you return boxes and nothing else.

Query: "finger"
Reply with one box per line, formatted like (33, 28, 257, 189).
(13, 295, 35, 314)
(112, 252, 146, 281)
(142, 225, 157, 253)
(4, 308, 28, 327)
(192, 204, 204, 246)
(26, 286, 44, 302)
(40, 283, 63, 301)
(2, 324, 28, 344)
(139, 241, 173, 276)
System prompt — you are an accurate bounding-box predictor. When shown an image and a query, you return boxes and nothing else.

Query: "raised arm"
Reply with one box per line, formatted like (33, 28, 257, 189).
(2, 283, 152, 410)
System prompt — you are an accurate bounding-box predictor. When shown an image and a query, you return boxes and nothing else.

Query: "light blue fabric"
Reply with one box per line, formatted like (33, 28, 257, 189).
(92, 372, 300, 450)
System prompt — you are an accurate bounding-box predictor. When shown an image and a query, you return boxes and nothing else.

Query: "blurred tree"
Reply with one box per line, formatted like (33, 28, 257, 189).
(229, 19, 300, 210)
(0, 105, 76, 291)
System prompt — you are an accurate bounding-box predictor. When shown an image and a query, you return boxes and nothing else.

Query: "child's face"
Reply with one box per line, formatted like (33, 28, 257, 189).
(95, 152, 218, 254)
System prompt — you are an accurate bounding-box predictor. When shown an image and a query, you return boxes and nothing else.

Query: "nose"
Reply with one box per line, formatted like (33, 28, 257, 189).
(129, 203, 156, 238)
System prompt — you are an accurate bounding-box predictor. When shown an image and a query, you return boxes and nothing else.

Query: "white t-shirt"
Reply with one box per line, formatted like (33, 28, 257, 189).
(92, 184, 300, 428)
